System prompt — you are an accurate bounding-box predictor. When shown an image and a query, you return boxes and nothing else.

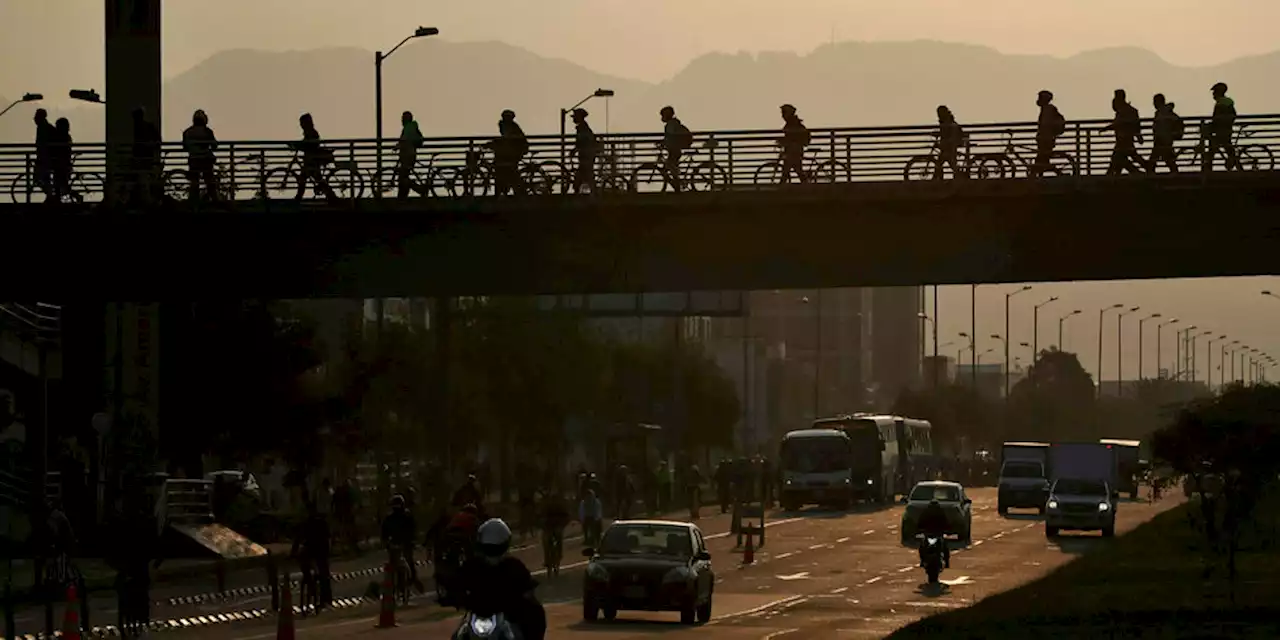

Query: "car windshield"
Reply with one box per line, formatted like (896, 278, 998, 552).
(1054, 479, 1108, 496)
(910, 485, 960, 502)
(1002, 461, 1044, 478)
(599, 525, 693, 557)
(781, 436, 851, 473)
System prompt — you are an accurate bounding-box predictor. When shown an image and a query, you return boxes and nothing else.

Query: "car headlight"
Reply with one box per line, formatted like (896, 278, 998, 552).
(866, 479, 873, 485)
(843, 477, 852, 484)
(784, 479, 793, 486)
(663, 566, 695, 583)
(587, 562, 609, 581)
(1047, 500, 1059, 509)
(469, 615, 498, 637)
(1098, 502, 1110, 512)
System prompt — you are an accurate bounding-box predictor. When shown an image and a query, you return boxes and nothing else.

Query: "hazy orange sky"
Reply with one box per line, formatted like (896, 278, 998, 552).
(4, 0, 1280, 95)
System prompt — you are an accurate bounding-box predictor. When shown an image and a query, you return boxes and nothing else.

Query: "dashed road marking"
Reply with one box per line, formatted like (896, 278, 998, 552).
(897, 565, 915, 573)
(777, 572, 810, 581)
(776, 552, 795, 559)
(836, 537, 851, 543)
(864, 576, 883, 585)
(707, 594, 808, 625)
(863, 529, 876, 535)
(830, 586, 849, 594)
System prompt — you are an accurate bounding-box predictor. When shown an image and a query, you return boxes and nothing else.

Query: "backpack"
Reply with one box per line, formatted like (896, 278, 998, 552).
(1049, 107, 1067, 138)
(1169, 110, 1185, 141)
(674, 121, 694, 149)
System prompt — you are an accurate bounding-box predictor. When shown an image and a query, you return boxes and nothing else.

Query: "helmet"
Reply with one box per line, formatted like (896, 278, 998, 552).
(1212, 82, 1229, 93)
(501, 109, 516, 119)
(390, 494, 405, 509)
(659, 105, 675, 117)
(780, 103, 797, 114)
(1037, 90, 1054, 101)
(572, 108, 588, 119)
(476, 518, 512, 565)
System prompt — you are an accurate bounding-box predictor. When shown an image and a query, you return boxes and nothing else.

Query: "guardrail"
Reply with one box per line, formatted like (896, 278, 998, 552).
(1, 114, 1278, 205)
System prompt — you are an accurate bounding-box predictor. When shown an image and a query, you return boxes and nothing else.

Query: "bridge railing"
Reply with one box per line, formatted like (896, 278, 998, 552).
(2, 113, 1279, 204)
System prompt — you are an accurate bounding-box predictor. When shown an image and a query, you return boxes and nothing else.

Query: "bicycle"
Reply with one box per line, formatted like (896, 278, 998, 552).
(754, 143, 850, 185)
(162, 153, 236, 202)
(387, 544, 412, 606)
(373, 152, 450, 199)
(538, 150, 631, 195)
(903, 133, 994, 181)
(1176, 123, 1275, 172)
(630, 138, 728, 193)
(436, 145, 553, 197)
(8, 153, 104, 204)
(966, 129, 1078, 179)
(542, 527, 564, 578)
(261, 148, 365, 201)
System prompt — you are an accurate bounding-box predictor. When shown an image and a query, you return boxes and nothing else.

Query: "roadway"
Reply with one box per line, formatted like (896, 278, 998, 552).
(148, 488, 1180, 640)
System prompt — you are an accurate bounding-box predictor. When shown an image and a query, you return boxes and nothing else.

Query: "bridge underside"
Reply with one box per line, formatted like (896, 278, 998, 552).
(2, 175, 1279, 300)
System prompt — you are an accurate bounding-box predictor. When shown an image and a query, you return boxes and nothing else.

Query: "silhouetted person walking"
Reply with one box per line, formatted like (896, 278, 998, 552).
(1032, 90, 1066, 178)
(31, 108, 56, 201)
(130, 107, 162, 205)
(660, 106, 693, 192)
(571, 108, 599, 193)
(1104, 89, 1145, 176)
(934, 105, 966, 180)
(397, 110, 426, 199)
(780, 104, 810, 184)
(1150, 94, 1184, 173)
(291, 113, 340, 203)
(1204, 82, 1241, 172)
(492, 110, 528, 196)
(182, 110, 219, 202)
(50, 118, 73, 202)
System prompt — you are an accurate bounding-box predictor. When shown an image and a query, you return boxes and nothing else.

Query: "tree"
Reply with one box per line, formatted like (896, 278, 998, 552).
(1005, 348, 1096, 442)
(893, 383, 997, 454)
(1151, 383, 1280, 587)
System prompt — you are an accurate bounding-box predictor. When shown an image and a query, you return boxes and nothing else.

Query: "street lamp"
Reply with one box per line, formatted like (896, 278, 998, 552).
(1191, 329, 1212, 384)
(990, 333, 1008, 397)
(800, 293, 822, 415)
(1157, 318, 1179, 379)
(1136, 313, 1161, 381)
(919, 312, 940, 388)
(560, 88, 615, 166)
(1057, 309, 1082, 350)
(1175, 325, 1197, 380)
(1031, 296, 1058, 364)
(68, 89, 103, 104)
(1206, 334, 1224, 390)
(1004, 285, 1033, 399)
(1097, 304, 1124, 397)
(374, 26, 440, 197)
(1117, 307, 1140, 394)
(0, 92, 43, 118)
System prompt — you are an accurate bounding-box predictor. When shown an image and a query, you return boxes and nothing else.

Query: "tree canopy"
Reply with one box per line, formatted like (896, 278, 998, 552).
(1005, 348, 1097, 442)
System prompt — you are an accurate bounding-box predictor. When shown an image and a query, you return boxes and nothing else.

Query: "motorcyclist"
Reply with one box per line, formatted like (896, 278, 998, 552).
(381, 494, 419, 585)
(578, 489, 603, 548)
(455, 519, 547, 640)
(437, 503, 482, 605)
(452, 474, 484, 510)
(916, 498, 951, 569)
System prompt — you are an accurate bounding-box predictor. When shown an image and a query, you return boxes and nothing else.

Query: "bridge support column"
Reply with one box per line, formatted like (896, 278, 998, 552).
(105, 0, 161, 201)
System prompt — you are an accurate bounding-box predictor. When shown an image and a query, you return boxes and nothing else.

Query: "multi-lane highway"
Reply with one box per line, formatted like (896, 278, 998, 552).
(149, 487, 1180, 640)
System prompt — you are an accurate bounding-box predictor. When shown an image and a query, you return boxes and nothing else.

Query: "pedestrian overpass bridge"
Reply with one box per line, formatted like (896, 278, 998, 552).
(2, 114, 1280, 299)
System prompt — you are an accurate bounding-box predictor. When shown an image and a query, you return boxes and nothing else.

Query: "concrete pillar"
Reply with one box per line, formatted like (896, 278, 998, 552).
(105, 0, 161, 199)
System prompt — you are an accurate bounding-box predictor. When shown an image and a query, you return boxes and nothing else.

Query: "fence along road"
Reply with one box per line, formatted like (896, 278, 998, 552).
(1, 114, 1277, 206)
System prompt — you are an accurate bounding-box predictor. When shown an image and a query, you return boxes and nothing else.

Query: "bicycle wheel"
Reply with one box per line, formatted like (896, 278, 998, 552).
(261, 167, 298, 200)
(445, 166, 492, 197)
(327, 165, 364, 200)
(1238, 144, 1275, 172)
(538, 161, 571, 194)
(969, 154, 1011, 180)
(1177, 146, 1204, 172)
(597, 172, 631, 195)
(9, 173, 33, 203)
(70, 173, 104, 203)
(630, 162, 669, 193)
(811, 159, 849, 184)
(753, 161, 784, 186)
(163, 169, 190, 201)
(521, 163, 553, 196)
(1043, 151, 1078, 178)
(689, 161, 729, 192)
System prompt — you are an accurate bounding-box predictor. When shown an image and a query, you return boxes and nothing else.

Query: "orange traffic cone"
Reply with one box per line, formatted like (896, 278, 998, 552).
(742, 528, 756, 565)
(62, 584, 82, 640)
(375, 563, 397, 629)
(276, 577, 295, 640)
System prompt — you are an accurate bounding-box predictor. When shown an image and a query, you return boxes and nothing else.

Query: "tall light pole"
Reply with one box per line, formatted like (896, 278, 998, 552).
(375, 26, 440, 197)
(1230, 341, 1242, 382)
(990, 333, 1008, 397)
(1004, 285, 1033, 399)
(1116, 307, 1140, 396)
(1097, 304, 1124, 397)
(1176, 325, 1197, 380)
(1137, 313, 1161, 381)
(959, 331, 976, 387)
(800, 293, 822, 415)
(1157, 318, 1179, 379)
(560, 88, 615, 167)
(970, 284, 978, 390)
(1193, 330, 1212, 383)
(0, 92, 43, 118)
(1206, 334, 1223, 391)
(918, 312, 939, 388)
(1058, 309, 1082, 350)
(1032, 296, 1058, 365)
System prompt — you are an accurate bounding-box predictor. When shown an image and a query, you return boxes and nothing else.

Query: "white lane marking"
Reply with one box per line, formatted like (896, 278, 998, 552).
(863, 529, 876, 535)
(941, 575, 973, 586)
(992, 532, 1005, 539)
(777, 572, 810, 581)
(830, 586, 849, 594)
(707, 594, 808, 625)
(972, 540, 985, 546)
(763, 629, 800, 640)
(836, 537, 851, 543)
(904, 601, 961, 609)
(864, 576, 883, 585)
(776, 552, 795, 559)
(897, 565, 915, 573)
(809, 543, 833, 550)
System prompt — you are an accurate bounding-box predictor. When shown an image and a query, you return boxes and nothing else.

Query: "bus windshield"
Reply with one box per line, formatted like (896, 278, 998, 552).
(781, 436, 851, 474)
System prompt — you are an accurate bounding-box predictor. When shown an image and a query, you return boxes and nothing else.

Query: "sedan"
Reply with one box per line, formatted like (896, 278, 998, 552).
(900, 481, 972, 544)
(582, 520, 715, 625)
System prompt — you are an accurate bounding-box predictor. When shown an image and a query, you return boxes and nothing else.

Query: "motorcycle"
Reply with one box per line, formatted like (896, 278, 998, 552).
(920, 536, 945, 585)
(435, 541, 470, 606)
(452, 611, 522, 640)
